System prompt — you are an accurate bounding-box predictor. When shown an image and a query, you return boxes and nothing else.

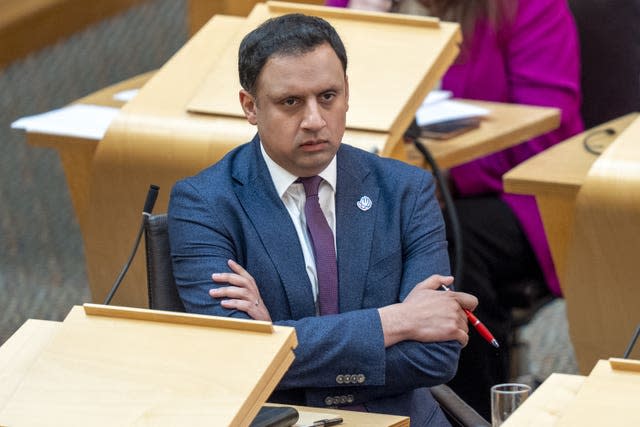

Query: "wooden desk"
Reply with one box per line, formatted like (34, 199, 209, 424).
(504, 113, 638, 285)
(501, 373, 586, 426)
(413, 100, 560, 170)
(504, 113, 640, 372)
(0, 318, 408, 426)
(503, 359, 640, 426)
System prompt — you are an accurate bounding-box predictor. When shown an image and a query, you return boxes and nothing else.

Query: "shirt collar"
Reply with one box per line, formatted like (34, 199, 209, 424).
(260, 141, 337, 198)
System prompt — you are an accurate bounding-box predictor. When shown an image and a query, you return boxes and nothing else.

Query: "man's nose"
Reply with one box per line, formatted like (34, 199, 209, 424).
(301, 99, 326, 130)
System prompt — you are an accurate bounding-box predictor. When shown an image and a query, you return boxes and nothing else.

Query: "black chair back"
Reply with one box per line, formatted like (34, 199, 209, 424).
(143, 213, 186, 312)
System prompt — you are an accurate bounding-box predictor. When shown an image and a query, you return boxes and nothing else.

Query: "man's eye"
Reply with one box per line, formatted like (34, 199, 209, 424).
(283, 98, 298, 106)
(321, 93, 336, 102)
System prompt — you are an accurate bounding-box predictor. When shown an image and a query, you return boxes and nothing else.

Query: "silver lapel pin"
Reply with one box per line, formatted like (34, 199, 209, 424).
(357, 196, 372, 211)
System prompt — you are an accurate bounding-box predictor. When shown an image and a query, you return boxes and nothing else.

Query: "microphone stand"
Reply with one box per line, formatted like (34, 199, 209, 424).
(103, 184, 159, 305)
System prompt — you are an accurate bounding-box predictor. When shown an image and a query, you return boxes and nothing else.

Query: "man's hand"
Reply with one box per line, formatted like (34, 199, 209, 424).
(378, 275, 478, 347)
(209, 259, 272, 321)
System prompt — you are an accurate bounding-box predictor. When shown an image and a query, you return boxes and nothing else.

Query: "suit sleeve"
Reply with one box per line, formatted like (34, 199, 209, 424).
(168, 179, 252, 318)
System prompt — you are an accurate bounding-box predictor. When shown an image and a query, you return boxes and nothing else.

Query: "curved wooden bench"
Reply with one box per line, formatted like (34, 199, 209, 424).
(564, 115, 640, 372)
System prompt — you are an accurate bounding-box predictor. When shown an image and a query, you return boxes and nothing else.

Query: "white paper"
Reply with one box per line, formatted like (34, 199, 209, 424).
(421, 90, 453, 106)
(113, 89, 139, 102)
(416, 99, 490, 126)
(11, 104, 119, 140)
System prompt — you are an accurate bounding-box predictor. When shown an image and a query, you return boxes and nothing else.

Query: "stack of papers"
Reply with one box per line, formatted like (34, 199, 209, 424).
(11, 104, 119, 140)
(11, 89, 138, 140)
(416, 90, 489, 126)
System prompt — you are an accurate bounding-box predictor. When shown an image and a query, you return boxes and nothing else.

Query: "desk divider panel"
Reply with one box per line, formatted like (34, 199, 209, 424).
(0, 305, 297, 426)
(556, 359, 640, 425)
(189, 1, 460, 144)
(563, 115, 640, 372)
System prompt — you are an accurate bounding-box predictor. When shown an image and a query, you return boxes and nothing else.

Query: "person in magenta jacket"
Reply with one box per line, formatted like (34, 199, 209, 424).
(326, 0, 583, 419)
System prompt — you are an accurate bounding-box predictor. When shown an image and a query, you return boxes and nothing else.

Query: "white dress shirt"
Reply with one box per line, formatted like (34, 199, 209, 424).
(260, 143, 337, 304)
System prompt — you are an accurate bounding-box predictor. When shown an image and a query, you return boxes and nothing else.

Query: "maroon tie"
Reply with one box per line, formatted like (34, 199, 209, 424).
(299, 176, 339, 315)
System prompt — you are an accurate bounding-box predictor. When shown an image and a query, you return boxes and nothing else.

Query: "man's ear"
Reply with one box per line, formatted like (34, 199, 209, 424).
(344, 74, 349, 112)
(239, 90, 258, 125)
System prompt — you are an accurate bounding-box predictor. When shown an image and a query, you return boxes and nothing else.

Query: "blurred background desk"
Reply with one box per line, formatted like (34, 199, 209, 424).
(504, 113, 638, 288)
(504, 113, 640, 373)
(502, 359, 640, 426)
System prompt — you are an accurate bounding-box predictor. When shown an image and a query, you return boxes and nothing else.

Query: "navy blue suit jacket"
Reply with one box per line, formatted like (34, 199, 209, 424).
(168, 136, 459, 426)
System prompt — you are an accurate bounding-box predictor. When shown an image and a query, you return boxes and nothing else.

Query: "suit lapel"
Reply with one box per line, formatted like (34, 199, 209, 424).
(335, 147, 378, 312)
(233, 138, 316, 319)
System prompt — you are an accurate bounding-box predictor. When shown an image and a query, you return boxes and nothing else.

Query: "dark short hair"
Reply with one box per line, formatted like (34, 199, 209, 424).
(238, 13, 347, 94)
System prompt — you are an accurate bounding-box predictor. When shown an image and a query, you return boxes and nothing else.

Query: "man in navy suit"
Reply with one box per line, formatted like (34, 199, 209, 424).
(168, 13, 477, 426)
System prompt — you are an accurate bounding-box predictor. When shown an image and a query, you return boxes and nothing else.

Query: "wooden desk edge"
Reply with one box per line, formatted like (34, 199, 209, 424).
(0, 319, 406, 426)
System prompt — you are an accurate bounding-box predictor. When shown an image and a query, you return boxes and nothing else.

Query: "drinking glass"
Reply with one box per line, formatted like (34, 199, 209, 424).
(491, 383, 531, 426)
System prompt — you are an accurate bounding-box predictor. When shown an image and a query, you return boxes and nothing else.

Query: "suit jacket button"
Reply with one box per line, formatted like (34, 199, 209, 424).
(339, 395, 347, 404)
(324, 397, 334, 406)
(350, 374, 358, 384)
(347, 395, 354, 403)
(357, 374, 365, 383)
(336, 375, 344, 384)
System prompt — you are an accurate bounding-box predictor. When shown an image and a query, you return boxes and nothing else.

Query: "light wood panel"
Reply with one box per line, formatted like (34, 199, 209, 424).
(504, 113, 638, 288)
(188, 1, 461, 158)
(0, 318, 408, 426)
(501, 373, 586, 427)
(557, 360, 640, 426)
(418, 100, 560, 169)
(505, 113, 640, 372)
(562, 116, 640, 372)
(0, 319, 60, 412)
(0, 306, 297, 426)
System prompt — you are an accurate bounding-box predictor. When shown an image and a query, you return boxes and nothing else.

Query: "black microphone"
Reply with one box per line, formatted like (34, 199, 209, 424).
(103, 184, 160, 305)
(143, 184, 159, 216)
(623, 324, 640, 359)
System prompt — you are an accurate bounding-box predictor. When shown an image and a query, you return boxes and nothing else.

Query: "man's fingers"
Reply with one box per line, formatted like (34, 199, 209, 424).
(419, 274, 454, 290)
(457, 330, 469, 347)
(454, 292, 479, 312)
(209, 285, 251, 300)
(227, 259, 254, 281)
(211, 272, 253, 289)
(220, 298, 252, 311)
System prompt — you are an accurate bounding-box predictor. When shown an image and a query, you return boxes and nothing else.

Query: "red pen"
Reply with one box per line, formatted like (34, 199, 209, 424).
(441, 284, 499, 348)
